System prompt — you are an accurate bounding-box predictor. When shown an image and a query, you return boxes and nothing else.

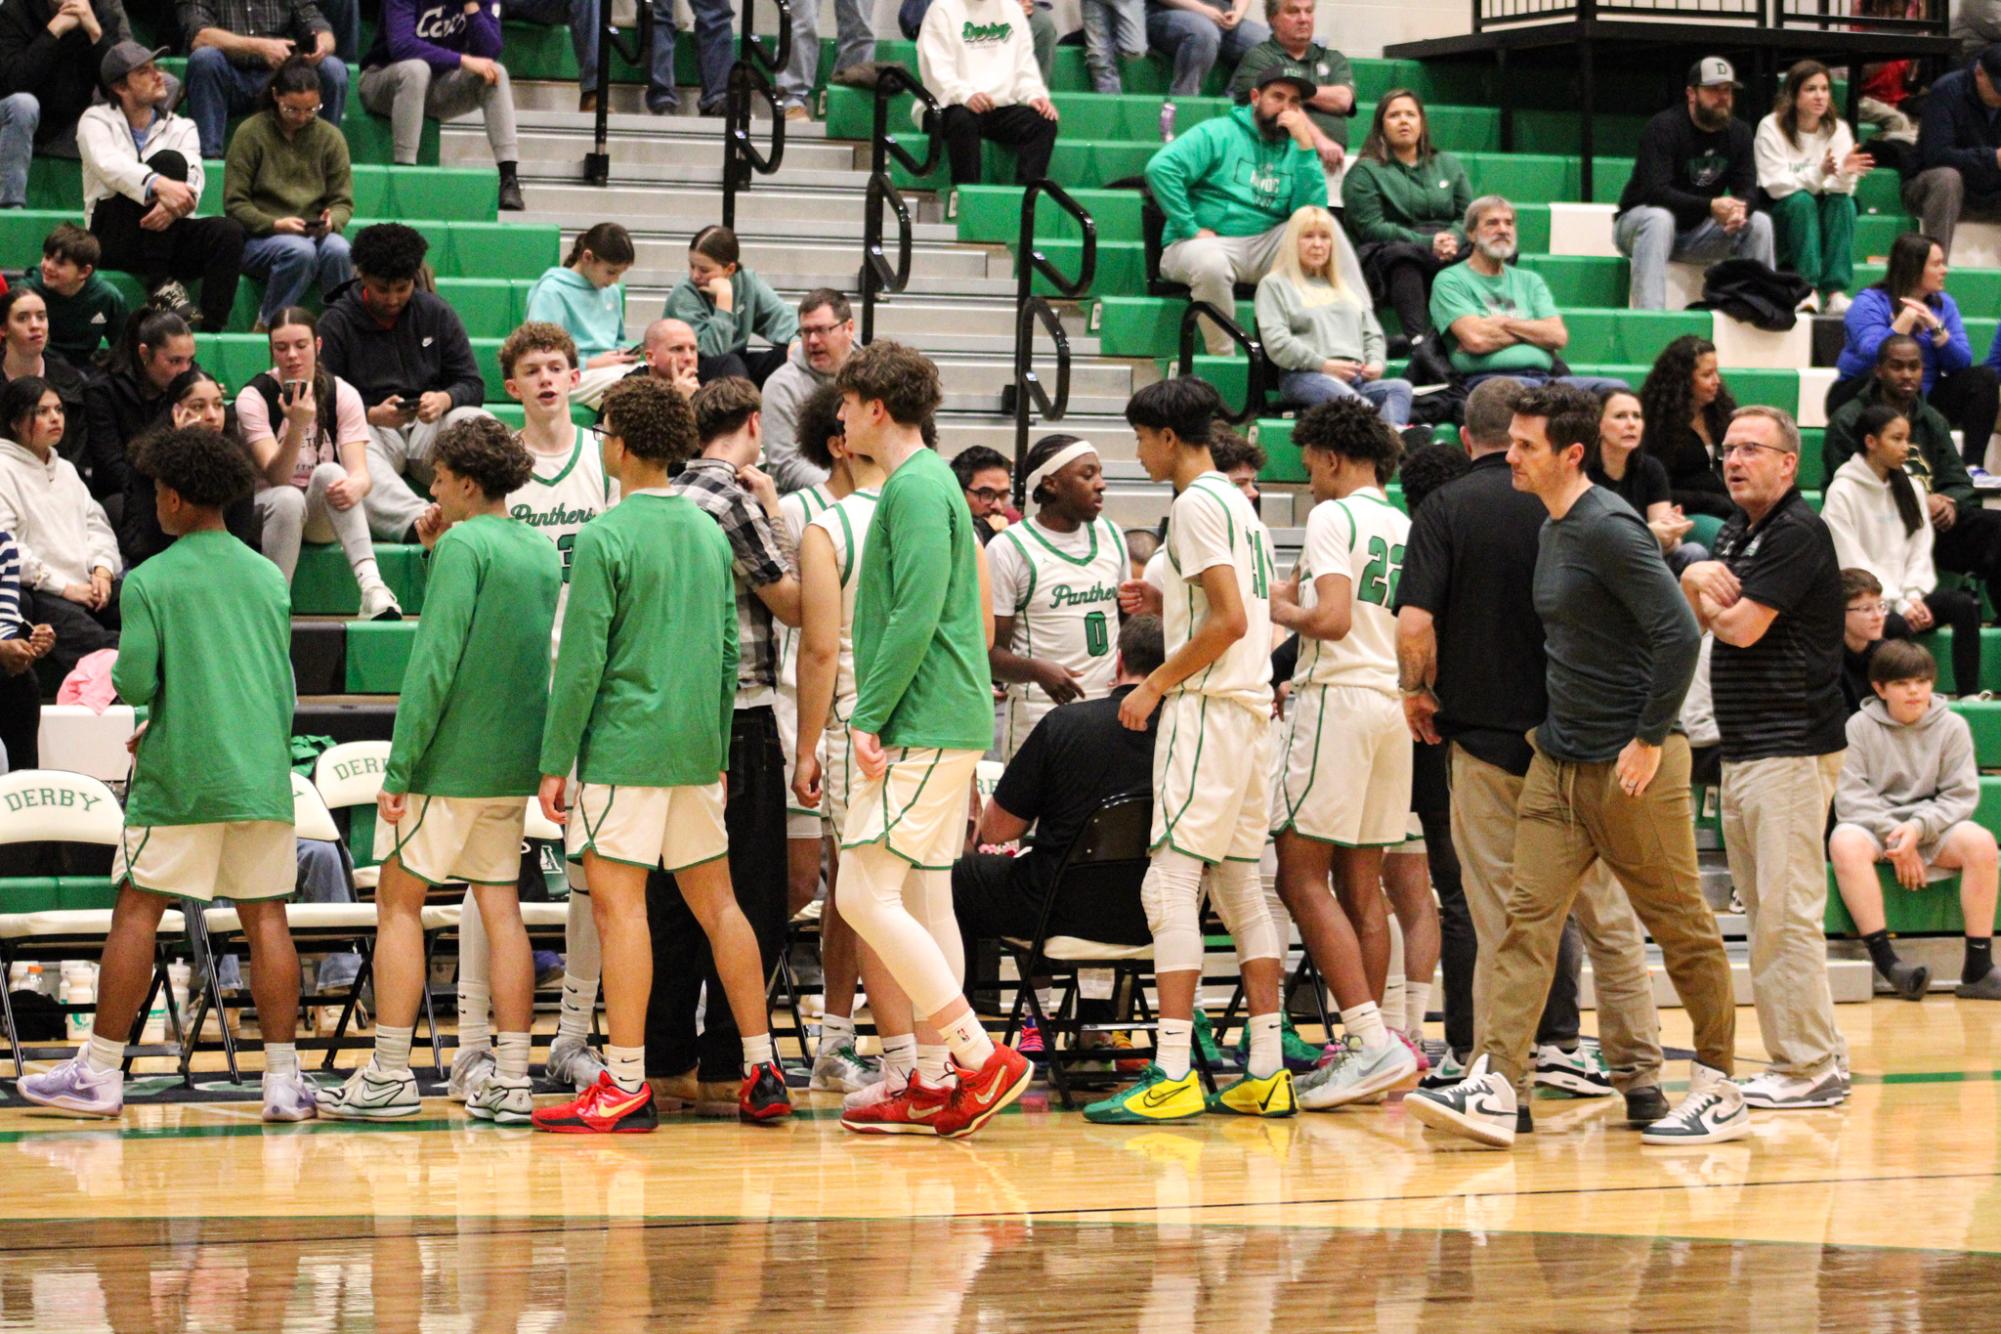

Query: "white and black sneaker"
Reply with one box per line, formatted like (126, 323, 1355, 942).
(1533, 1041, 1614, 1097)
(1736, 1067, 1848, 1110)
(319, 1065, 422, 1120)
(1640, 1064, 1750, 1145)
(1405, 1053, 1518, 1148)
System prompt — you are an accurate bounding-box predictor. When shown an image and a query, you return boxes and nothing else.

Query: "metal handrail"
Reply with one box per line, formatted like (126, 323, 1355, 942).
(1177, 301, 1266, 425)
(858, 66, 942, 343)
(721, 0, 793, 228)
(1009, 180, 1097, 503)
(585, 0, 656, 186)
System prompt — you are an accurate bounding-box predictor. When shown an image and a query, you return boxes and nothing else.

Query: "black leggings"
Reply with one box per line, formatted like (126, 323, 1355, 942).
(1887, 588, 1984, 693)
(86, 150, 245, 332)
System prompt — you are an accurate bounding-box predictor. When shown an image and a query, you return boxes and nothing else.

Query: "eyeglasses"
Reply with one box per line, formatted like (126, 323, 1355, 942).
(965, 487, 1009, 505)
(1720, 442, 1792, 459)
(799, 322, 847, 339)
(276, 101, 323, 120)
(1846, 602, 1890, 616)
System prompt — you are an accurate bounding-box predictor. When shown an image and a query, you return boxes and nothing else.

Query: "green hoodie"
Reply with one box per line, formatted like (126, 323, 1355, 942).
(1144, 103, 1328, 247)
(525, 265, 629, 363)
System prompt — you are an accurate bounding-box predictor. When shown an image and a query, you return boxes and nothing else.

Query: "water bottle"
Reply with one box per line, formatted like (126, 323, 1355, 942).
(64, 968, 94, 1041)
(1158, 101, 1177, 143)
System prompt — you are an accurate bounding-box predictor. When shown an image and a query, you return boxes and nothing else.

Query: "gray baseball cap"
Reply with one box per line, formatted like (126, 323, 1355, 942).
(100, 41, 170, 91)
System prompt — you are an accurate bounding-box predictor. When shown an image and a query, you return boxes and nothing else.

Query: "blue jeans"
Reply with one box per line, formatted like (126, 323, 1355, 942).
(1279, 370, 1414, 425)
(1612, 205, 1777, 311)
(1082, 0, 1146, 93)
(1144, 7, 1267, 97)
(777, 0, 875, 106)
(0, 92, 36, 207)
(241, 230, 354, 326)
(509, 0, 600, 92)
(1463, 370, 1631, 396)
(186, 46, 349, 159)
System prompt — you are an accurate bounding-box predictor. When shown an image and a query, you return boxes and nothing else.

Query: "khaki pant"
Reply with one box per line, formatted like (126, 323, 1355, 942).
(1449, 744, 1664, 1093)
(1722, 750, 1847, 1079)
(1481, 734, 1736, 1085)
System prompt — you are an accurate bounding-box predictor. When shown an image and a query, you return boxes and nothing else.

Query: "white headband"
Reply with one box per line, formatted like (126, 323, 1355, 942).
(1025, 441, 1099, 499)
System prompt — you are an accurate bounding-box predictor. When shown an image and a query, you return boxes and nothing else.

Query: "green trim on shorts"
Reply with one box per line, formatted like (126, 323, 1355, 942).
(116, 874, 185, 902)
(1273, 830, 1404, 849)
(663, 849, 729, 874)
(381, 852, 452, 888)
(1146, 834, 1220, 866)
(387, 796, 434, 865)
(572, 846, 661, 873)
(841, 833, 952, 871)
(1275, 684, 1329, 832)
(1157, 695, 1209, 846)
(877, 748, 943, 841)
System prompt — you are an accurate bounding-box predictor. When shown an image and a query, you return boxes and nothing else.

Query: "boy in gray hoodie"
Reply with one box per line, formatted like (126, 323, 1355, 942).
(1830, 639, 2001, 1000)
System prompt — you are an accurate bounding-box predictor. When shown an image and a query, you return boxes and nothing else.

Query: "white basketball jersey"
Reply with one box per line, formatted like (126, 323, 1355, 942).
(805, 488, 880, 721)
(1163, 472, 1275, 711)
(1293, 488, 1407, 694)
(776, 483, 837, 694)
(991, 515, 1128, 709)
(508, 427, 617, 647)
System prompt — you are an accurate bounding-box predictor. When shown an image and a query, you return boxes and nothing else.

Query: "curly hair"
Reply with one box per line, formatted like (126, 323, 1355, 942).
(1292, 398, 1402, 486)
(1639, 335, 1734, 468)
(499, 321, 578, 378)
(350, 223, 429, 282)
(140, 426, 255, 508)
(1398, 442, 1471, 512)
(434, 415, 534, 499)
(837, 341, 942, 427)
(602, 375, 698, 466)
(692, 376, 761, 444)
(796, 382, 846, 473)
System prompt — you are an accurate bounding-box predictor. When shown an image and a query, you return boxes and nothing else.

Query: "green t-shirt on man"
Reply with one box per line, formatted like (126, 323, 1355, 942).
(1429, 261, 1560, 376)
(1228, 40, 1355, 148)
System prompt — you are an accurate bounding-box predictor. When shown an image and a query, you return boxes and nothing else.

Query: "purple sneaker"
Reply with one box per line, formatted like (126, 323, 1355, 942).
(17, 1058, 123, 1117)
(262, 1071, 320, 1123)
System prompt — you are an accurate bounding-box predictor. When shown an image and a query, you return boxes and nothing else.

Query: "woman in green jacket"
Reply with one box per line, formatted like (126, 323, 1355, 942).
(1342, 89, 1473, 383)
(661, 224, 799, 387)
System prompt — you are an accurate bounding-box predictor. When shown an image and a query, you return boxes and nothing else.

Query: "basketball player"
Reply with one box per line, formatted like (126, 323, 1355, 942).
(1085, 377, 1293, 1124)
(826, 341, 1032, 1138)
(533, 377, 791, 1132)
(988, 435, 1129, 759)
(775, 453, 838, 959)
(320, 418, 560, 1123)
(1268, 399, 1421, 1110)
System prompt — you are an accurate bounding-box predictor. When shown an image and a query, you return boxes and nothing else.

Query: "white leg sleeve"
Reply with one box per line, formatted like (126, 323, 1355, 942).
(837, 843, 962, 1017)
(1208, 859, 1281, 965)
(565, 888, 601, 982)
(1141, 848, 1207, 976)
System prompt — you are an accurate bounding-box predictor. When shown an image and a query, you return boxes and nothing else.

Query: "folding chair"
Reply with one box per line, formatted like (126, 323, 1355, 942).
(0, 770, 184, 1078)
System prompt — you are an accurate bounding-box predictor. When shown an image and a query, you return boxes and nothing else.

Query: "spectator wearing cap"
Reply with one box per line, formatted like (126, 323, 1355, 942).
(1226, 0, 1354, 184)
(1906, 45, 2001, 257)
(78, 42, 245, 331)
(0, 0, 156, 211)
(1146, 66, 1365, 355)
(1614, 57, 1776, 311)
(915, 0, 1059, 187)
(179, 0, 347, 160)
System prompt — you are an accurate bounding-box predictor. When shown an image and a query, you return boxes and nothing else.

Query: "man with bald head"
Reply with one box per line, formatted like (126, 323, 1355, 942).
(639, 318, 700, 397)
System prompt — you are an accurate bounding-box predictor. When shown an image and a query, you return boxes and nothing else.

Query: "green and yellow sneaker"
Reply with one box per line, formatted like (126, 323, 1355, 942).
(1193, 1011, 1234, 1071)
(1083, 1064, 1207, 1125)
(1206, 1068, 1297, 1117)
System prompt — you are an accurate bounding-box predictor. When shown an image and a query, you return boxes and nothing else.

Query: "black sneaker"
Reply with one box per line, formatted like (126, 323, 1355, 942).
(1624, 1084, 1670, 1127)
(497, 173, 525, 212)
(1885, 959, 1930, 1000)
(1956, 967, 2001, 1000)
(738, 1061, 794, 1123)
(1515, 1106, 1534, 1135)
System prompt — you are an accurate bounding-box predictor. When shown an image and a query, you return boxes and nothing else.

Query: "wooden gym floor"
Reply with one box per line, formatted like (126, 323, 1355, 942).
(3, 999, 2001, 1330)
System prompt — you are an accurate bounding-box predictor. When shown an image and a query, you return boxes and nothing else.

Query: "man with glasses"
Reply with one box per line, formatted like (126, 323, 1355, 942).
(761, 288, 857, 495)
(952, 445, 1013, 545)
(182, 0, 346, 158)
(1681, 406, 1851, 1111)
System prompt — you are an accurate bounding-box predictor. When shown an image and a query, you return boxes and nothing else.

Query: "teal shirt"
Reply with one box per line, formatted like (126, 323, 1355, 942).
(385, 515, 561, 798)
(114, 530, 294, 828)
(662, 268, 800, 359)
(1429, 262, 1560, 376)
(1144, 104, 1328, 247)
(850, 448, 994, 750)
(525, 266, 628, 364)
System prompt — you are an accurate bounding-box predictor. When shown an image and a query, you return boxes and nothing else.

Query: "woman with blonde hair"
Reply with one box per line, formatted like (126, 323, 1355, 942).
(1255, 205, 1413, 424)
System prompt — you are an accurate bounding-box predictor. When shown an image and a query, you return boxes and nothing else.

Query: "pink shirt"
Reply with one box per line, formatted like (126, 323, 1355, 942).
(237, 375, 370, 489)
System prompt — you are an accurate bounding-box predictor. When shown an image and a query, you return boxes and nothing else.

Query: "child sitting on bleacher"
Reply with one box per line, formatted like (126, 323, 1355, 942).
(1841, 568, 1888, 714)
(663, 224, 799, 388)
(1830, 638, 2001, 1001)
(19, 224, 126, 369)
(524, 222, 637, 410)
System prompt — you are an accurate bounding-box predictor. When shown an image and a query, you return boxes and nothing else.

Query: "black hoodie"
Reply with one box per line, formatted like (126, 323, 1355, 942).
(0, 0, 131, 146)
(316, 282, 485, 412)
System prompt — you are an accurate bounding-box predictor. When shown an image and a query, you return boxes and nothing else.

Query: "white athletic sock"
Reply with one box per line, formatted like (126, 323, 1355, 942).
(264, 1042, 299, 1077)
(557, 975, 596, 1044)
(741, 1032, 774, 1075)
(605, 1043, 644, 1093)
(1404, 981, 1431, 1037)
(458, 979, 492, 1054)
(1381, 972, 1406, 1035)
(916, 1042, 950, 1085)
(373, 1023, 414, 1075)
(495, 1032, 530, 1080)
(84, 1032, 125, 1074)
(819, 1012, 855, 1054)
(1156, 1017, 1193, 1081)
(1342, 1001, 1390, 1053)
(557, 892, 601, 1042)
(882, 1033, 917, 1081)
(1246, 1012, 1282, 1080)
(353, 556, 383, 590)
(940, 1011, 995, 1070)
(457, 887, 491, 1049)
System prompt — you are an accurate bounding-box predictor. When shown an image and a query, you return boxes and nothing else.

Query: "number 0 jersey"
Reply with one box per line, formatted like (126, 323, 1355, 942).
(989, 515, 1128, 709)
(1163, 471, 1274, 712)
(508, 426, 617, 647)
(1292, 487, 1407, 695)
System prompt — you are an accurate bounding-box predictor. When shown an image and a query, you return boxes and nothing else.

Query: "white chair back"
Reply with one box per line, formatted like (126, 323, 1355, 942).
(291, 773, 341, 842)
(975, 760, 1005, 803)
(0, 770, 122, 847)
(313, 741, 391, 811)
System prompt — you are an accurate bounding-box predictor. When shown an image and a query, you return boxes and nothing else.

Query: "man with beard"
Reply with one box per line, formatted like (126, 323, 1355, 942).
(1613, 57, 1776, 310)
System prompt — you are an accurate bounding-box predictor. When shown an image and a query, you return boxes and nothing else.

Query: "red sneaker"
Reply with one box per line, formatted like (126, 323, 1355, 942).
(531, 1071, 658, 1134)
(839, 1072, 953, 1135)
(739, 1061, 794, 1123)
(938, 1044, 1032, 1139)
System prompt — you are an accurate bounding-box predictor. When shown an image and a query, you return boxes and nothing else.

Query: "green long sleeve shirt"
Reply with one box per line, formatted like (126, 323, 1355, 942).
(114, 530, 295, 828)
(538, 491, 739, 786)
(1144, 104, 1328, 247)
(385, 515, 560, 799)
(850, 448, 994, 750)
(222, 111, 354, 238)
(661, 268, 800, 358)
(1341, 151, 1472, 247)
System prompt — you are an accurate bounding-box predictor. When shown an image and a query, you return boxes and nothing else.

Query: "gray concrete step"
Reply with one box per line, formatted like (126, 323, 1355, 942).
(515, 195, 958, 241)
(443, 125, 859, 176)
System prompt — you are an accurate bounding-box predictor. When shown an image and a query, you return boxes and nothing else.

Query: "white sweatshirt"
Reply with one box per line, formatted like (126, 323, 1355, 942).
(78, 103, 206, 223)
(1823, 453, 1935, 613)
(917, 0, 1049, 112)
(0, 440, 121, 591)
(1754, 113, 1860, 198)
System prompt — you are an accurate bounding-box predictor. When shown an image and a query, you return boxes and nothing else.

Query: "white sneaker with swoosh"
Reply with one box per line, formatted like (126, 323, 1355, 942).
(1641, 1063, 1751, 1145)
(1405, 1053, 1518, 1148)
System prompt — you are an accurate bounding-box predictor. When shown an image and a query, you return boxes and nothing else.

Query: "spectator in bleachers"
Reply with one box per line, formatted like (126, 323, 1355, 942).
(1124, 526, 1158, 578)
(359, 0, 524, 210)
(0, 531, 52, 768)
(1832, 638, 2001, 999)
(237, 306, 399, 617)
(635, 316, 700, 397)
(1255, 204, 1411, 425)
(1857, 51, 1920, 152)
(1842, 567, 1888, 714)
(1592, 388, 1705, 573)
(507, 0, 599, 112)
(318, 222, 490, 541)
(1430, 196, 1624, 397)
(0, 288, 98, 493)
(1906, 45, 2001, 256)
(1831, 232, 2000, 465)
(778, 0, 879, 115)
(20, 224, 125, 367)
(1755, 60, 1869, 317)
(0, 0, 144, 211)
(81, 42, 246, 331)
(91, 307, 191, 518)
(223, 54, 354, 332)
(1080, 0, 1143, 94)
(915, 0, 1059, 187)
(664, 225, 798, 387)
(1343, 89, 1469, 385)
(1145, 0, 1268, 126)
(119, 366, 260, 564)
(1147, 67, 1332, 356)
(525, 221, 636, 408)
(760, 288, 854, 494)
(1614, 56, 1775, 312)
(1956, 0, 2001, 59)
(181, 0, 347, 160)
(953, 444, 1013, 544)
(1638, 334, 1735, 519)
(1824, 401, 1984, 698)
(0, 374, 118, 688)
(1210, 423, 1265, 504)
(1227, 0, 1353, 181)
